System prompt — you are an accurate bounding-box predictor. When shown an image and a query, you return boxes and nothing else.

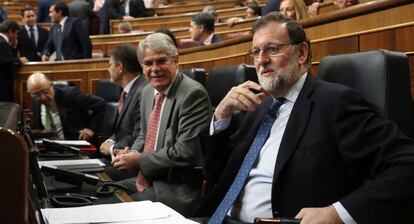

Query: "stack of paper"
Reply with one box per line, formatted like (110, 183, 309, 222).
(41, 201, 199, 224)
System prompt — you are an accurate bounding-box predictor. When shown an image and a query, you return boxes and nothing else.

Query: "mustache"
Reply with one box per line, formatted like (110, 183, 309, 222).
(258, 65, 277, 75)
(149, 72, 163, 78)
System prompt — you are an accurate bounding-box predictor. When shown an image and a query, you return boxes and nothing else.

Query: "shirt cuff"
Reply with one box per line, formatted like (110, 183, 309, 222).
(333, 202, 357, 224)
(109, 144, 115, 161)
(210, 116, 231, 135)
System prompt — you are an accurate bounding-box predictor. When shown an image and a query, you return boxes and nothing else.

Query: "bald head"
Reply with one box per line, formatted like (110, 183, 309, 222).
(27, 73, 55, 105)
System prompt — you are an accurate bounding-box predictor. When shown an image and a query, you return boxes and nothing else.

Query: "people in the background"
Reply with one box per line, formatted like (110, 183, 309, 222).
(113, 33, 212, 216)
(155, 28, 178, 47)
(117, 21, 132, 33)
(68, 0, 95, 34)
(42, 1, 92, 61)
(27, 73, 106, 141)
(332, 0, 358, 9)
(227, 3, 261, 27)
(37, 0, 56, 22)
(189, 12, 223, 45)
(0, 20, 27, 102)
(202, 5, 221, 23)
(279, 0, 308, 20)
(107, 0, 149, 21)
(18, 6, 49, 62)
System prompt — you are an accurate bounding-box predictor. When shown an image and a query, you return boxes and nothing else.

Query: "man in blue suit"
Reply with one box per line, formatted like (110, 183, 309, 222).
(189, 12, 223, 46)
(27, 73, 105, 141)
(42, 1, 91, 61)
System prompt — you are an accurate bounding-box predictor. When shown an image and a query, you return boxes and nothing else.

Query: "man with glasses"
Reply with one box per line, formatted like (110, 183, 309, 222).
(111, 33, 212, 217)
(27, 73, 106, 141)
(196, 12, 414, 224)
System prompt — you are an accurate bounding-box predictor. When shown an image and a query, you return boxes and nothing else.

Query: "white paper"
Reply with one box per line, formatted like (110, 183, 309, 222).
(35, 140, 91, 146)
(41, 201, 198, 224)
(38, 159, 105, 168)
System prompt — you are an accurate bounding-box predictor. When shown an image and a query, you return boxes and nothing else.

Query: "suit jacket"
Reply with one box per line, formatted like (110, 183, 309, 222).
(131, 72, 212, 216)
(261, 0, 281, 15)
(111, 75, 147, 149)
(68, 0, 95, 34)
(18, 25, 49, 61)
(107, 0, 148, 20)
(0, 35, 21, 101)
(43, 16, 92, 60)
(199, 75, 414, 223)
(32, 86, 106, 140)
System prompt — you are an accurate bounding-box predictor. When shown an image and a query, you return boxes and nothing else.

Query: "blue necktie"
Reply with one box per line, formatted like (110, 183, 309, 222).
(208, 98, 286, 224)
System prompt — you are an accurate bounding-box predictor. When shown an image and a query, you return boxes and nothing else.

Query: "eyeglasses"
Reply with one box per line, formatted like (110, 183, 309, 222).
(29, 86, 51, 98)
(249, 43, 293, 60)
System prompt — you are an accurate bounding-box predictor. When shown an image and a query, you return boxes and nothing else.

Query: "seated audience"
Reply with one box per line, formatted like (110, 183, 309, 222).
(117, 21, 132, 33)
(227, 3, 261, 27)
(0, 20, 27, 102)
(100, 44, 147, 161)
(195, 12, 414, 224)
(279, 0, 308, 20)
(107, 0, 149, 21)
(189, 13, 223, 45)
(112, 33, 212, 216)
(27, 73, 106, 141)
(333, 0, 358, 9)
(18, 6, 49, 62)
(202, 5, 221, 23)
(42, 1, 92, 61)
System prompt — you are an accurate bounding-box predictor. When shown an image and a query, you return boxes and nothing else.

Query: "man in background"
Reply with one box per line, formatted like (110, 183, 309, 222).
(27, 73, 105, 141)
(42, 1, 91, 61)
(18, 7, 49, 61)
(189, 13, 223, 45)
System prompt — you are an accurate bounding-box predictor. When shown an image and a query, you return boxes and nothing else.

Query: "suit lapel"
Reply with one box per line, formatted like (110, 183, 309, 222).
(273, 75, 314, 181)
(155, 72, 183, 150)
(115, 76, 140, 127)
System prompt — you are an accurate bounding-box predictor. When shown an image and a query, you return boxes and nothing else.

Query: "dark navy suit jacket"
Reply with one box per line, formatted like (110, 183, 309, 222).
(18, 25, 49, 61)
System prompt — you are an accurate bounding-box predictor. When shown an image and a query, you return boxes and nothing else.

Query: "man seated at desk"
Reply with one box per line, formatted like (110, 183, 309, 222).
(111, 33, 212, 216)
(27, 73, 106, 141)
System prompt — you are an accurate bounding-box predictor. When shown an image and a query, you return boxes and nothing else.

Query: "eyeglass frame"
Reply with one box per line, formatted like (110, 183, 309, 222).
(248, 42, 297, 60)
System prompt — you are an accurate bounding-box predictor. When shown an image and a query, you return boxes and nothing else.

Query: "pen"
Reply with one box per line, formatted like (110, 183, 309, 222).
(66, 193, 98, 200)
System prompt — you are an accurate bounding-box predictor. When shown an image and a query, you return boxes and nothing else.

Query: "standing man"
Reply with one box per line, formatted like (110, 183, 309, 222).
(0, 20, 27, 102)
(42, 1, 91, 61)
(18, 7, 49, 62)
(112, 33, 212, 216)
(68, 0, 95, 34)
(100, 44, 147, 162)
(27, 73, 105, 140)
(107, 0, 149, 21)
(197, 13, 414, 224)
(189, 13, 223, 46)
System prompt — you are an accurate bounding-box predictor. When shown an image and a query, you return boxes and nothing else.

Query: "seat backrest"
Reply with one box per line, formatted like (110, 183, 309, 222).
(97, 102, 118, 139)
(317, 49, 414, 138)
(207, 64, 258, 107)
(96, 79, 122, 103)
(181, 68, 207, 87)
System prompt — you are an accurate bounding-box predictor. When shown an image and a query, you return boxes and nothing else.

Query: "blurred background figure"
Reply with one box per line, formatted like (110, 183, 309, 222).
(202, 5, 221, 23)
(333, 0, 359, 9)
(117, 21, 132, 33)
(279, 0, 308, 20)
(68, 0, 95, 34)
(189, 12, 223, 45)
(155, 28, 178, 47)
(227, 3, 261, 27)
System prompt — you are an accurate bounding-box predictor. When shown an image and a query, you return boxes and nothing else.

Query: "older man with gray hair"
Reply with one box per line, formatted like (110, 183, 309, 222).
(113, 33, 212, 216)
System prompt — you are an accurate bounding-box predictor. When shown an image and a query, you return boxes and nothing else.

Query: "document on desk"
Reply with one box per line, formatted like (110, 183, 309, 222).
(41, 201, 199, 224)
(38, 159, 105, 168)
(35, 140, 91, 146)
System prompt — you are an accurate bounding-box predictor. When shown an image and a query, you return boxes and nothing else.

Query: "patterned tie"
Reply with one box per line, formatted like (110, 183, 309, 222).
(136, 93, 166, 192)
(117, 91, 127, 113)
(208, 98, 286, 224)
(29, 26, 36, 47)
(56, 24, 63, 61)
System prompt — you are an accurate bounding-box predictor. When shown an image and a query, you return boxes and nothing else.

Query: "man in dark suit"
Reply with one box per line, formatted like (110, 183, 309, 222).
(107, 0, 149, 20)
(42, 1, 91, 61)
(27, 73, 106, 141)
(0, 20, 27, 102)
(18, 7, 49, 62)
(197, 13, 414, 224)
(68, 0, 95, 34)
(100, 44, 147, 161)
(112, 33, 212, 216)
(189, 12, 223, 45)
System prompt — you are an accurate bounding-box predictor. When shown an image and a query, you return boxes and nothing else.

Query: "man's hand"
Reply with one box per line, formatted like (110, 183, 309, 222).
(295, 205, 343, 224)
(100, 139, 115, 155)
(41, 55, 50, 61)
(112, 148, 140, 171)
(78, 128, 94, 140)
(214, 81, 267, 120)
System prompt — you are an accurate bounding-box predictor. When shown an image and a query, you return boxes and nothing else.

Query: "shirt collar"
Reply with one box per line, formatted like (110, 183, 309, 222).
(280, 72, 307, 104)
(0, 33, 9, 43)
(59, 17, 68, 28)
(203, 33, 214, 45)
(25, 24, 37, 32)
(123, 75, 139, 94)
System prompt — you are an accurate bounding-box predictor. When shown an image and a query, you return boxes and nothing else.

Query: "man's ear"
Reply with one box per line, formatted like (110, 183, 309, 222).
(117, 63, 124, 74)
(297, 42, 309, 65)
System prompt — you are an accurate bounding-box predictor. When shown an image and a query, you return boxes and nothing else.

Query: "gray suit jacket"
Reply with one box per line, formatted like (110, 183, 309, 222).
(131, 72, 212, 216)
(111, 75, 147, 149)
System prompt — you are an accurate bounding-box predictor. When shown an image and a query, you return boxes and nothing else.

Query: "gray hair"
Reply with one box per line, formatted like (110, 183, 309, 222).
(137, 33, 177, 64)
